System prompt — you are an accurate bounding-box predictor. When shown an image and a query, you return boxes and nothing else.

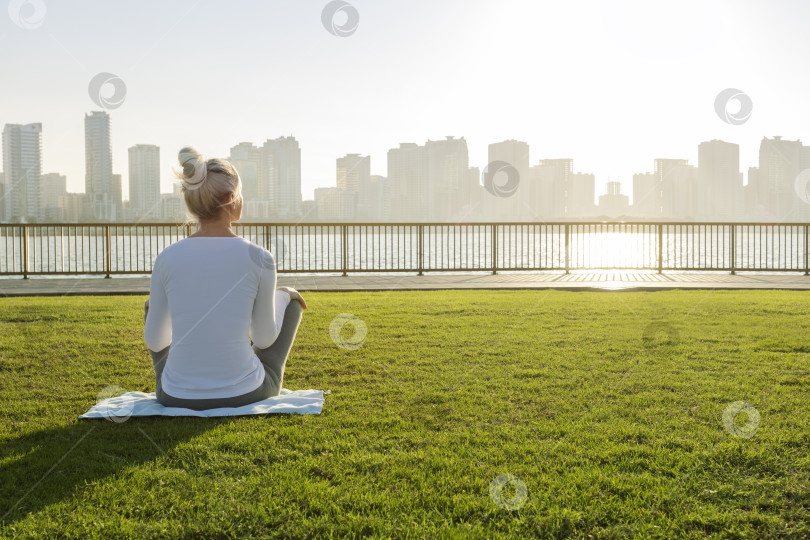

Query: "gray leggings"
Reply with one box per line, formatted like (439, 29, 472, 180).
(149, 300, 303, 410)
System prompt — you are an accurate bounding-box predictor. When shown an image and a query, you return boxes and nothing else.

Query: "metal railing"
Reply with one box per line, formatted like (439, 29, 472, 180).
(1, 222, 809, 277)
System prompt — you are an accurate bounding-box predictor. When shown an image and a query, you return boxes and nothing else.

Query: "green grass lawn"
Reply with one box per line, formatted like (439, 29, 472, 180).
(0, 289, 808, 539)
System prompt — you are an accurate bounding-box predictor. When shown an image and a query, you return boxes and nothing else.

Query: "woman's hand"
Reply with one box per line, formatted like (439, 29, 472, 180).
(144, 299, 150, 316)
(278, 287, 307, 309)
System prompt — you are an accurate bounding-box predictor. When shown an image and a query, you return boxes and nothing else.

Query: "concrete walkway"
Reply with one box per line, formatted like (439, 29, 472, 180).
(2, 271, 810, 297)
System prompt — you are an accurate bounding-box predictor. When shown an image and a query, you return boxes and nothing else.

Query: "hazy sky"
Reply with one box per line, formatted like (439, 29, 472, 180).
(2, 0, 809, 201)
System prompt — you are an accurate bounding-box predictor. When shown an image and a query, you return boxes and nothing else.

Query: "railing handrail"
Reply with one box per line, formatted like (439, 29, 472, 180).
(7, 221, 810, 227)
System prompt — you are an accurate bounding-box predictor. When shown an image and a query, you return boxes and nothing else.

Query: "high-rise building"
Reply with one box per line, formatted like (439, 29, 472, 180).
(529, 162, 555, 219)
(598, 181, 630, 217)
(532, 159, 573, 219)
(85, 111, 115, 221)
(160, 193, 184, 222)
(113, 173, 123, 220)
(128, 144, 161, 220)
(2, 123, 42, 222)
(261, 136, 302, 220)
(425, 136, 469, 222)
(40, 172, 66, 221)
(314, 187, 356, 220)
(387, 143, 427, 221)
(570, 172, 596, 218)
(301, 199, 317, 221)
(58, 193, 86, 223)
(800, 147, 810, 221)
(487, 140, 530, 220)
(465, 167, 483, 222)
(229, 142, 262, 202)
(654, 158, 697, 219)
(243, 201, 271, 220)
(631, 172, 657, 218)
(369, 175, 393, 221)
(336, 154, 370, 220)
(698, 140, 742, 221)
(384, 137, 471, 222)
(744, 167, 764, 218)
(756, 136, 809, 221)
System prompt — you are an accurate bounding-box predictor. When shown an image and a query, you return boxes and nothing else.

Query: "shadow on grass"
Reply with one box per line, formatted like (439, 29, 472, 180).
(0, 416, 223, 526)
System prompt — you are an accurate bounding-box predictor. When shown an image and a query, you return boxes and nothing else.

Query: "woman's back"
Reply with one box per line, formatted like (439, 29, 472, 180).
(145, 236, 288, 400)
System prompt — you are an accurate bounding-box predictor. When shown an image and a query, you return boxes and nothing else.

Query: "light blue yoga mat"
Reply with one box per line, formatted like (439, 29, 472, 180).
(79, 389, 327, 419)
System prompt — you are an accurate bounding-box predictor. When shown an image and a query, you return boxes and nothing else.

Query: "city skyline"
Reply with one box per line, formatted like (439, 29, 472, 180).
(4, 111, 810, 222)
(2, 0, 810, 201)
(5, 108, 810, 204)
(3, 108, 809, 206)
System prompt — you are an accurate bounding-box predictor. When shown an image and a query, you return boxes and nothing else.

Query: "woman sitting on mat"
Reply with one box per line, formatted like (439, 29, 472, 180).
(143, 147, 307, 410)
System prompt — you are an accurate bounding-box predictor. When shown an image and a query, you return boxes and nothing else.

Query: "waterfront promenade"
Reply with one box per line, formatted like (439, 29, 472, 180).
(2, 271, 810, 297)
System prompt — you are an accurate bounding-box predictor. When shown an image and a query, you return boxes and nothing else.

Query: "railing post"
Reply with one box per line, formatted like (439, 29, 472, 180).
(491, 224, 497, 275)
(104, 225, 112, 278)
(341, 224, 348, 277)
(657, 224, 663, 274)
(564, 224, 570, 274)
(730, 224, 736, 275)
(801, 223, 810, 275)
(417, 224, 424, 276)
(22, 225, 30, 279)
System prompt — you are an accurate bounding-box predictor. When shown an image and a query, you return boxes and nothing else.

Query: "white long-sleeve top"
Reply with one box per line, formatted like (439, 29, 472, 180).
(144, 236, 291, 399)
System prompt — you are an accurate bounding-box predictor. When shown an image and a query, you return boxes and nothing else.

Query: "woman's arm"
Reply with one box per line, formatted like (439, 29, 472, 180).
(144, 255, 172, 352)
(251, 252, 291, 349)
(278, 286, 307, 309)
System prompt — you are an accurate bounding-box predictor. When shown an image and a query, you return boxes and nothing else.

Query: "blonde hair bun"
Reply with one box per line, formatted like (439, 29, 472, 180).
(178, 146, 207, 190)
(174, 146, 243, 223)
